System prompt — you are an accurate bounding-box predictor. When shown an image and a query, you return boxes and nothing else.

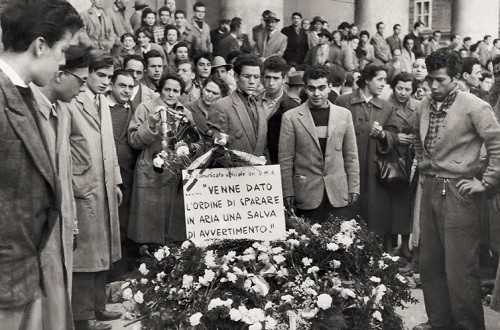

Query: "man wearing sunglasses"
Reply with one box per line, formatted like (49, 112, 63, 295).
(30, 44, 90, 329)
(279, 64, 359, 221)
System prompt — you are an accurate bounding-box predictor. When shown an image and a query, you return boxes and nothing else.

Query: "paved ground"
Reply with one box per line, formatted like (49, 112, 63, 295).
(104, 288, 500, 330)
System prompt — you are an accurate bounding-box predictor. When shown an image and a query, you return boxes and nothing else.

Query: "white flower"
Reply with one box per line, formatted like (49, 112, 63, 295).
(265, 316, 278, 329)
(140, 278, 148, 285)
(369, 276, 381, 283)
(372, 284, 387, 305)
(181, 240, 192, 249)
(205, 250, 217, 268)
(199, 269, 215, 285)
(332, 259, 341, 269)
(226, 272, 237, 283)
(304, 288, 317, 296)
(287, 229, 297, 236)
(223, 251, 237, 263)
(152, 155, 165, 168)
(243, 247, 255, 255)
(162, 246, 170, 256)
(133, 291, 144, 304)
(249, 323, 262, 330)
(273, 255, 286, 264)
(378, 260, 388, 270)
(335, 234, 354, 247)
(229, 308, 243, 321)
(327, 242, 339, 251)
(276, 267, 288, 277)
(154, 285, 160, 291)
(121, 282, 130, 289)
(310, 223, 322, 235)
(138, 263, 149, 275)
(302, 257, 313, 267)
(264, 301, 273, 310)
(250, 276, 269, 296)
(233, 266, 244, 275)
(258, 253, 270, 263)
(317, 293, 333, 310)
(208, 298, 233, 310)
(341, 288, 356, 299)
(156, 271, 166, 281)
(244, 279, 252, 289)
(287, 239, 300, 247)
(122, 288, 133, 300)
(307, 266, 319, 274)
(241, 254, 255, 262)
(154, 249, 165, 261)
(271, 247, 283, 254)
(247, 308, 265, 323)
(189, 312, 203, 326)
(176, 145, 190, 156)
(299, 307, 318, 319)
(281, 295, 294, 303)
(396, 274, 407, 284)
(372, 310, 383, 322)
(182, 275, 194, 288)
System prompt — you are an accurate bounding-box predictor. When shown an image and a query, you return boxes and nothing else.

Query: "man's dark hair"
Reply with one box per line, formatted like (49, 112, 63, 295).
(227, 50, 242, 63)
(356, 64, 386, 89)
(136, 26, 154, 41)
(470, 42, 480, 53)
(89, 49, 114, 73)
(144, 50, 164, 66)
(263, 56, 289, 78)
(403, 35, 413, 46)
(141, 8, 156, 24)
(393, 24, 401, 31)
(159, 73, 186, 94)
(494, 39, 500, 46)
(60, 45, 90, 71)
(164, 24, 181, 40)
(229, 19, 242, 33)
(463, 36, 471, 43)
(338, 22, 351, 30)
(193, 1, 205, 11)
(174, 10, 186, 18)
(123, 55, 145, 70)
(344, 72, 355, 87)
(261, 10, 271, 18)
(111, 69, 135, 84)
(203, 76, 230, 97)
(158, 6, 171, 16)
(177, 59, 195, 72)
(1, 0, 83, 52)
(330, 65, 346, 87)
(120, 32, 136, 44)
(173, 42, 189, 54)
(461, 57, 481, 75)
(414, 21, 424, 29)
(376, 22, 384, 30)
(425, 48, 462, 78)
(303, 64, 331, 84)
(480, 71, 493, 82)
(390, 71, 413, 90)
(485, 35, 492, 41)
(194, 52, 213, 66)
(359, 30, 370, 39)
(233, 54, 263, 76)
(291, 12, 302, 19)
(433, 30, 442, 36)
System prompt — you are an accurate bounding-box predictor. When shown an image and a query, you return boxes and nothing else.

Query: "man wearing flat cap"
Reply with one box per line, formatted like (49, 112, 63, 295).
(211, 19, 231, 57)
(255, 12, 288, 61)
(303, 29, 343, 67)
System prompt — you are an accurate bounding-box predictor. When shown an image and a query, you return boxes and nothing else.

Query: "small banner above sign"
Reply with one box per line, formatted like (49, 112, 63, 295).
(182, 165, 286, 246)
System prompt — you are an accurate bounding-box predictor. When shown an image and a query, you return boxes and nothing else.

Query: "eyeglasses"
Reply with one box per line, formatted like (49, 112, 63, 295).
(63, 69, 87, 86)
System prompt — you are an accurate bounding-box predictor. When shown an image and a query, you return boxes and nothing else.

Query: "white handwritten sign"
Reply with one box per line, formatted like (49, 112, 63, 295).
(182, 165, 286, 245)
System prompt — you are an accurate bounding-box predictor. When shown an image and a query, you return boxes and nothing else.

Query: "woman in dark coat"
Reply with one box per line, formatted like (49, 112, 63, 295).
(386, 72, 420, 258)
(335, 65, 399, 252)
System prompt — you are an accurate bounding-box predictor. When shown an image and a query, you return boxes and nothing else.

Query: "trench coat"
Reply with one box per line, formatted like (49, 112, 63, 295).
(335, 90, 399, 235)
(79, 7, 118, 53)
(68, 90, 122, 272)
(33, 88, 77, 330)
(127, 98, 199, 244)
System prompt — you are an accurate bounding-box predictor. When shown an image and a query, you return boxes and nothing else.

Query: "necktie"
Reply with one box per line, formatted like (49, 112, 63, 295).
(94, 95, 101, 120)
(247, 95, 259, 132)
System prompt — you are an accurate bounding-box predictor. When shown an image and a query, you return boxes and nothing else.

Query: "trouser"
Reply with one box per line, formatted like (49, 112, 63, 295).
(0, 298, 42, 330)
(419, 177, 484, 330)
(296, 190, 353, 223)
(72, 271, 107, 321)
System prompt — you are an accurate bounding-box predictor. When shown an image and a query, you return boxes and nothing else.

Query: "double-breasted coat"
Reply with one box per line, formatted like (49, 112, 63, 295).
(335, 90, 399, 235)
(67, 91, 122, 272)
(281, 25, 309, 64)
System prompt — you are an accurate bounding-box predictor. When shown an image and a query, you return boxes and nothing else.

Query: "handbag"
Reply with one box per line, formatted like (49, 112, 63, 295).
(374, 146, 410, 185)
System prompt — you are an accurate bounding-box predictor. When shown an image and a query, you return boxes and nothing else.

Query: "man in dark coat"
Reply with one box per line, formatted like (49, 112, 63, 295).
(281, 12, 309, 65)
(211, 19, 230, 57)
(219, 19, 242, 61)
(405, 21, 425, 58)
(0, 1, 83, 328)
(257, 56, 300, 164)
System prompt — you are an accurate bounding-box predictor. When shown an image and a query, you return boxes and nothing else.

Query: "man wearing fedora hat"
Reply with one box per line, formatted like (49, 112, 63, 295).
(255, 12, 288, 61)
(130, 0, 149, 32)
(211, 56, 236, 92)
(252, 10, 271, 44)
(211, 19, 231, 57)
(304, 29, 343, 67)
(307, 16, 326, 50)
(281, 12, 309, 65)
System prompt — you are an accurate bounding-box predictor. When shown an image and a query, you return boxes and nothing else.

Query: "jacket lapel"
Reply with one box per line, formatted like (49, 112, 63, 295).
(325, 103, 337, 156)
(298, 104, 321, 152)
(232, 93, 256, 148)
(1, 74, 56, 193)
(420, 101, 430, 145)
(75, 92, 101, 130)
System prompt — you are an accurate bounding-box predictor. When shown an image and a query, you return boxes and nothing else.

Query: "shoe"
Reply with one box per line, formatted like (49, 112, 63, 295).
(413, 322, 432, 330)
(75, 319, 112, 330)
(95, 310, 122, 321)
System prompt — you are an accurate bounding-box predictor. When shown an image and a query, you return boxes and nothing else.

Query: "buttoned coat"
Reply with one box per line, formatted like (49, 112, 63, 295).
(303, 44, 343, 67)
(188, 18, 212, 53)
(32, 88, 76, 329)
(207, 91, 268, 157)
(127, 98, 199, 244)
(279, 102, 360, 210)
(0, 71, 61, 309)
(335, 90, 399, 235)
(79, 7, 118, 53)
(67, 91, 122, 272)
(281, 25, 309, 64)
(255, 30, 288, 59)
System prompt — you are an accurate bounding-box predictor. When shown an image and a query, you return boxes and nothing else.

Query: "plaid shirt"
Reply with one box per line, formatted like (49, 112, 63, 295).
(153, 25, 165, 44)
(424, 88, 459, 155)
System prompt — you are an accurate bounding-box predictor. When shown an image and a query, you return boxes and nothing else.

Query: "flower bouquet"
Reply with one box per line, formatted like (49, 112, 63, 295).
(122, 215, 416, 329)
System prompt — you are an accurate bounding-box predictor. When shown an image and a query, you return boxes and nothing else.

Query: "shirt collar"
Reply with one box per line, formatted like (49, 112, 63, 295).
(34, 87, 57, 119)
(359, 89, 373, 103)
(430, 86, 459, 114)
(268, 29, 277, 38)
(107, 95, 130, 108)
(262, 88, 284, 103)
(0, 58, 28, 87)
(85, 87, 97, 101)
(141, 44, 151, 53)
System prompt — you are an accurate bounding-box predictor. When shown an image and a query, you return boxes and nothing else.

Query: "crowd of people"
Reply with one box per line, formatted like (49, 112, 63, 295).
(2, 0, 500, 329)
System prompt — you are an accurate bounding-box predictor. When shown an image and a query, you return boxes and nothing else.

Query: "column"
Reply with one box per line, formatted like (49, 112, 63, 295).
(355, 0, 409, 34)
(219, 0, 284, 35)
(452, 0, 499, 41)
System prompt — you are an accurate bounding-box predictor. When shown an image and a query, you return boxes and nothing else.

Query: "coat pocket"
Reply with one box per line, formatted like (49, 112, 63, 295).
(70, 136, 96, 198)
